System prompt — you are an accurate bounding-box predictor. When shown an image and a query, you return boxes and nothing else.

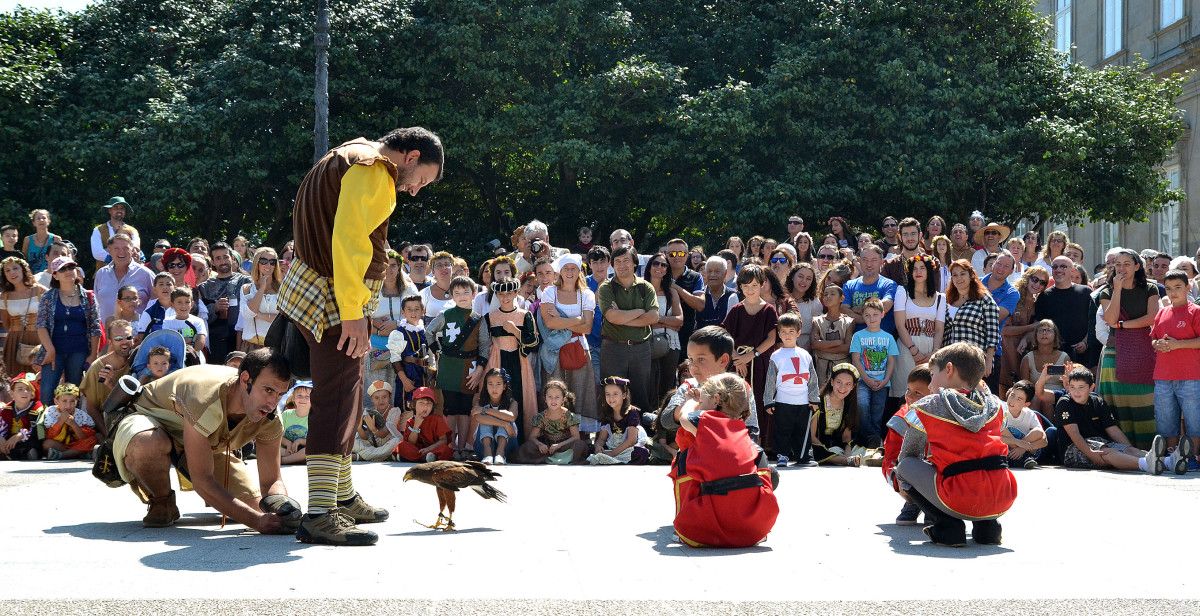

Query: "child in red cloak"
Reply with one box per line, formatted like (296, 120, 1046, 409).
(882, 364, 932, 526)
(670, 372, 779, 548)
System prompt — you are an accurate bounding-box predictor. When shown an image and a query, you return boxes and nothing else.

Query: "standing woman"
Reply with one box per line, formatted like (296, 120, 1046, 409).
(767, 248, 795, 292)
(726, 237, 745, 263)
(37, 257, 101, 405)
(929, 235, 953, 293)
(478, 279, 540, 439)
(761, 252, 797, 317)
(278, 240, 295, 277)
(22, 210, 58, 274)
(232, 235, 253, 274)
(688, 247, 706, 271)
(828, 217, 854, 252)
(1033, 231, 1068, 272)
(891, 255, 946, 389)
(644, 253, 683, 406)
(759, 238, 778, 261)
(722, 264, 779, 448)
(1097, 249, 1160, 450)
(925, 216, 946, 248)
(1000, 266, 1049, 389)
(0, 257, 46, 375)
(746, 236, 766, 263)
(791, 232, 814, 264)
(237, 246, 282, 352)
(785, 262, 822, 350)
(539, 254, 599, 433)
(943, 260, 999, 378)
(160, 248, 193, 290)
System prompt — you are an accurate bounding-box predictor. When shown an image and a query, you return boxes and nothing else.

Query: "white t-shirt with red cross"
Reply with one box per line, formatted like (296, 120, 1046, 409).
(765, 346, 821, 406)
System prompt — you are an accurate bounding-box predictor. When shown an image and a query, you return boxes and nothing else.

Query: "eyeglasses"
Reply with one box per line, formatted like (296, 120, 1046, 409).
(258, 258, 278, 266)
(667, 250, 687, 258)
(111, 335, 133, 342)
(882, 223, 898, 228)
(166, 262, 187, 270)
(118, 296, 138, 302)
(1029, 277, 1047, 286)
(408, 255, 429, 262)
(154, 244, 170, 250)
(769, 257, 789, 265)
(1052, 264, 1070, 270)
(649, 261, 668, 268)
(818, 254, 836, 260)
(984, 230, 1001, 237)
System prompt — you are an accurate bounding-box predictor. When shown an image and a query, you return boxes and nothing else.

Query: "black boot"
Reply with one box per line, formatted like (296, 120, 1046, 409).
(972, 519, 1002, 545)
(907, 488, 966, 547)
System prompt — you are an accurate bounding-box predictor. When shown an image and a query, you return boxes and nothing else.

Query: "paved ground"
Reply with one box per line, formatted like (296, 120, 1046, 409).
(2, 460, 1198, 614)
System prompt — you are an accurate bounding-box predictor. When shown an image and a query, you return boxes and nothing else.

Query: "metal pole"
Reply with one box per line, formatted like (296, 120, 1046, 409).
(313, 0, 330, 162)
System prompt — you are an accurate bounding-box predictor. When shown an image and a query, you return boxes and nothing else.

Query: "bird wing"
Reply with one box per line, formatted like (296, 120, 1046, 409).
(431, 462, 499, 490)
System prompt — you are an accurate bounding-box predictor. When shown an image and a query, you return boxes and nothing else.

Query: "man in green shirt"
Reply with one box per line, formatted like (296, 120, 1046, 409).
(597, 246, 659, 412)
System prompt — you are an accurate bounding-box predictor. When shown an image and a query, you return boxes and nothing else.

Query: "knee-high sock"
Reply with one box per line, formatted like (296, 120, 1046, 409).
(336, 454, 356, 502)
(307, 454, 341, 514)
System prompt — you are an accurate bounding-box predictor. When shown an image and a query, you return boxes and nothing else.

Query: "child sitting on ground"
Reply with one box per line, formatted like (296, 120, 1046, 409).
(884, 364, 932, 526)
(670, 372, 779, 548)
(589, 376, 649, 465)
(1001, 380, 1047, 470)
(896, 343, 1017, 547)
(393, 387, 453, 462)
(0, 374, 44, 460)
(41, 383, 97, 460)
(1057, 366, 1171, 475)
(811, 363, 865, 467)
(353, 380, 403, 462)
(280, 381, 312, 465)
(473, 368, 517, 465)
(518, 380, 588, 464)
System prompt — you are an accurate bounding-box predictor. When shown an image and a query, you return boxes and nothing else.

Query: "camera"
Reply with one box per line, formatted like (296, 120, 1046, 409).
(531, 239, 546, 255)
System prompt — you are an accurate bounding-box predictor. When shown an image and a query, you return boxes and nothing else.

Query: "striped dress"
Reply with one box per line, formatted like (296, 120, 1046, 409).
(1097, 282, 1159, 450)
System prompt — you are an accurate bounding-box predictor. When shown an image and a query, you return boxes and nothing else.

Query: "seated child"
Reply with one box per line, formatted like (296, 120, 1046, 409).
(280, 381, 312, 465)
(1057, 366, 1170, 475)
(145, 347, 172, 381)
(0, 374, 44, 460)
(133, 272, 176, 340)
(588, 376, 649, 465)
(1001, 380, 1047, 470)
(41, 383, 97, 460)
(670, 372, 779, 548)
(883, 364, 931, 526)
(811, 363, 865, 467)
(764, 312, 821, 467)
(896, 343, 1017, 547)
(160, 288, 208, 358)
(353, 380, 403, 462)
(472, 368, 517, 465)
(393, 387, 453, 462)
(517, 380, 588, 464)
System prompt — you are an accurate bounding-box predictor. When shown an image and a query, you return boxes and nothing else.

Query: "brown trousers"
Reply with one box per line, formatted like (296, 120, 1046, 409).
(301, 324, 365, 456)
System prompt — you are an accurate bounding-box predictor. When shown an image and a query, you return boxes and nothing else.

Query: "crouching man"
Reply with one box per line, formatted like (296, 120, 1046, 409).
(111, 348, 299, 532)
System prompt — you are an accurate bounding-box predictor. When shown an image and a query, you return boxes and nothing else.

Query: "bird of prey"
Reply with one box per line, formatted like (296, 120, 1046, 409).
(403, 460, 506, 531)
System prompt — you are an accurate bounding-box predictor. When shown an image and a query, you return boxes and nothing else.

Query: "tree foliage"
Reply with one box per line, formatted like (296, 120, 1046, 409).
(0, 0, 1185, 262)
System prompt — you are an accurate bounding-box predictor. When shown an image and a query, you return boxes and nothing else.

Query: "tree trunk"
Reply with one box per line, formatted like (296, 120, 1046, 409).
(313, 0, 330, 163)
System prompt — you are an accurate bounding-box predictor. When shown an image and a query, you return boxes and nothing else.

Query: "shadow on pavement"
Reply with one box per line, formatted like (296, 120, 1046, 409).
(9, 466, 90, 474)
(875, 524, 1013, 558)
(638, 525, 772, 556)
(44, 519, 312, 571)
(394, 526, 500, 536)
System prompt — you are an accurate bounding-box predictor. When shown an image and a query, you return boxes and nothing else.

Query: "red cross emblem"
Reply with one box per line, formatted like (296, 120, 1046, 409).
(783, 357, 810, 385)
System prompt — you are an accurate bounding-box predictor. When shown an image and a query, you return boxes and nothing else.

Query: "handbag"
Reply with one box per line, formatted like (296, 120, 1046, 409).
(264, 313, 311, 380)
(16, 343, 41, 367)
(559, 337, 588, 371)
(650, 330, 671, 359)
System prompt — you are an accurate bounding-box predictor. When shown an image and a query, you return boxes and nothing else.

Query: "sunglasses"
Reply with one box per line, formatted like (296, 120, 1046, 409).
(769, 257, 789, 265)
(818, 254, 837, 260)
(667, 251, 687, 258)
(1029, 277, 1047, 286)
(882, 223, 898, 228)
(154, 244, 170, 250)
(166, 262, 187, 270)
(984, 230, 1001, 236)
(649, 261, 668, 268)
(111, 335, 133, 342)
(788, 220, 803, 225)
(258, 258, 278, 266)
(408, 255, 429, 262)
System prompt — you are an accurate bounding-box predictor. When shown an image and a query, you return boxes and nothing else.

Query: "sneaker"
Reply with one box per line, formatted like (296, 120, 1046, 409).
(337, 493, 389, 524)
(895, 501, 921, 526)
(296, 508, 378, 546)
(1187, 458, 1200, 473)
(481, 456, 494, 465)
(494, 454, 506, 465)
(46, 448, 62, 461)
(846, 455, 863, 467)
(1022, 458, 1038, 470)
(791, 459, 819, 468)
(1177, 439, 1194, 475)
(1146, 435, 1166, 475)
(776, 454, 790, 468)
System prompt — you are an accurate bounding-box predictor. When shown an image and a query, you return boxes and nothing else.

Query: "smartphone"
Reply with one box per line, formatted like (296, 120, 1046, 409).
(1047, 364, 1065, 376)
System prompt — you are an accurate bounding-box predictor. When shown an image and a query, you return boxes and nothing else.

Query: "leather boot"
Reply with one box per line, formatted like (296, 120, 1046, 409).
(143, 490, 181, 528)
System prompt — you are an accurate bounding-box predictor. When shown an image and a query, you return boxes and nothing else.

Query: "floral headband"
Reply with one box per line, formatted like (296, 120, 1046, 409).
(601, 376, 630, 389)
(491, 279, 520, 294)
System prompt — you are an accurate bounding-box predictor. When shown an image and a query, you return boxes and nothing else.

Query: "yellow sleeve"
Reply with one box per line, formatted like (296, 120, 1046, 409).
(332, 162, 396, 320)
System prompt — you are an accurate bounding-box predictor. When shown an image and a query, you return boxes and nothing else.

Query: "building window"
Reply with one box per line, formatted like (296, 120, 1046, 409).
(1101, 221, 1120, 253)
(1056, 0, 1072, 58)
(1162, 0, 1184, 28)
(1104, 0, 1123, 57)
(1159, 166, 1182, 255)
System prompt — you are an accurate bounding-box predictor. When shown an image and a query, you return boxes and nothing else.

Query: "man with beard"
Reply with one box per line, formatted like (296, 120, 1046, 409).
(111, 348, 295, 531)
(881, 218, 925, 286)
(879, 216, 901, 253)
(278, 127, 443, 545)
(90, 197, 141, 271)
(80, 319, 136, 432)
(197, 242, 251, 363)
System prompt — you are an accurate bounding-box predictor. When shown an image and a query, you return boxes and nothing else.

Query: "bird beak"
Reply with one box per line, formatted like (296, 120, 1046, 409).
(402, 472, 411, 482)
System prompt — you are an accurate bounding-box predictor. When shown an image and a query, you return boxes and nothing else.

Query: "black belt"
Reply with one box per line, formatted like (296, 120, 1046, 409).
(942, 455, 1008, 478)
(699, 473, 764, 495)
(602, 336, 647, 346)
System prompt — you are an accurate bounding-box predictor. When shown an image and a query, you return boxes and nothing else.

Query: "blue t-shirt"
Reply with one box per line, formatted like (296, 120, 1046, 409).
(843, 275, 898, 335)
(51, 301, 89, 355)
(849, 329, 899, 382)
(586, 274, 607, 350)
(982, 275, 1020, 357)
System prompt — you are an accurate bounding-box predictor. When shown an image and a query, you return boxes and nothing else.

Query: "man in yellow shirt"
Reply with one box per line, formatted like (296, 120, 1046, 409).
(278, 127, 443, 546)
